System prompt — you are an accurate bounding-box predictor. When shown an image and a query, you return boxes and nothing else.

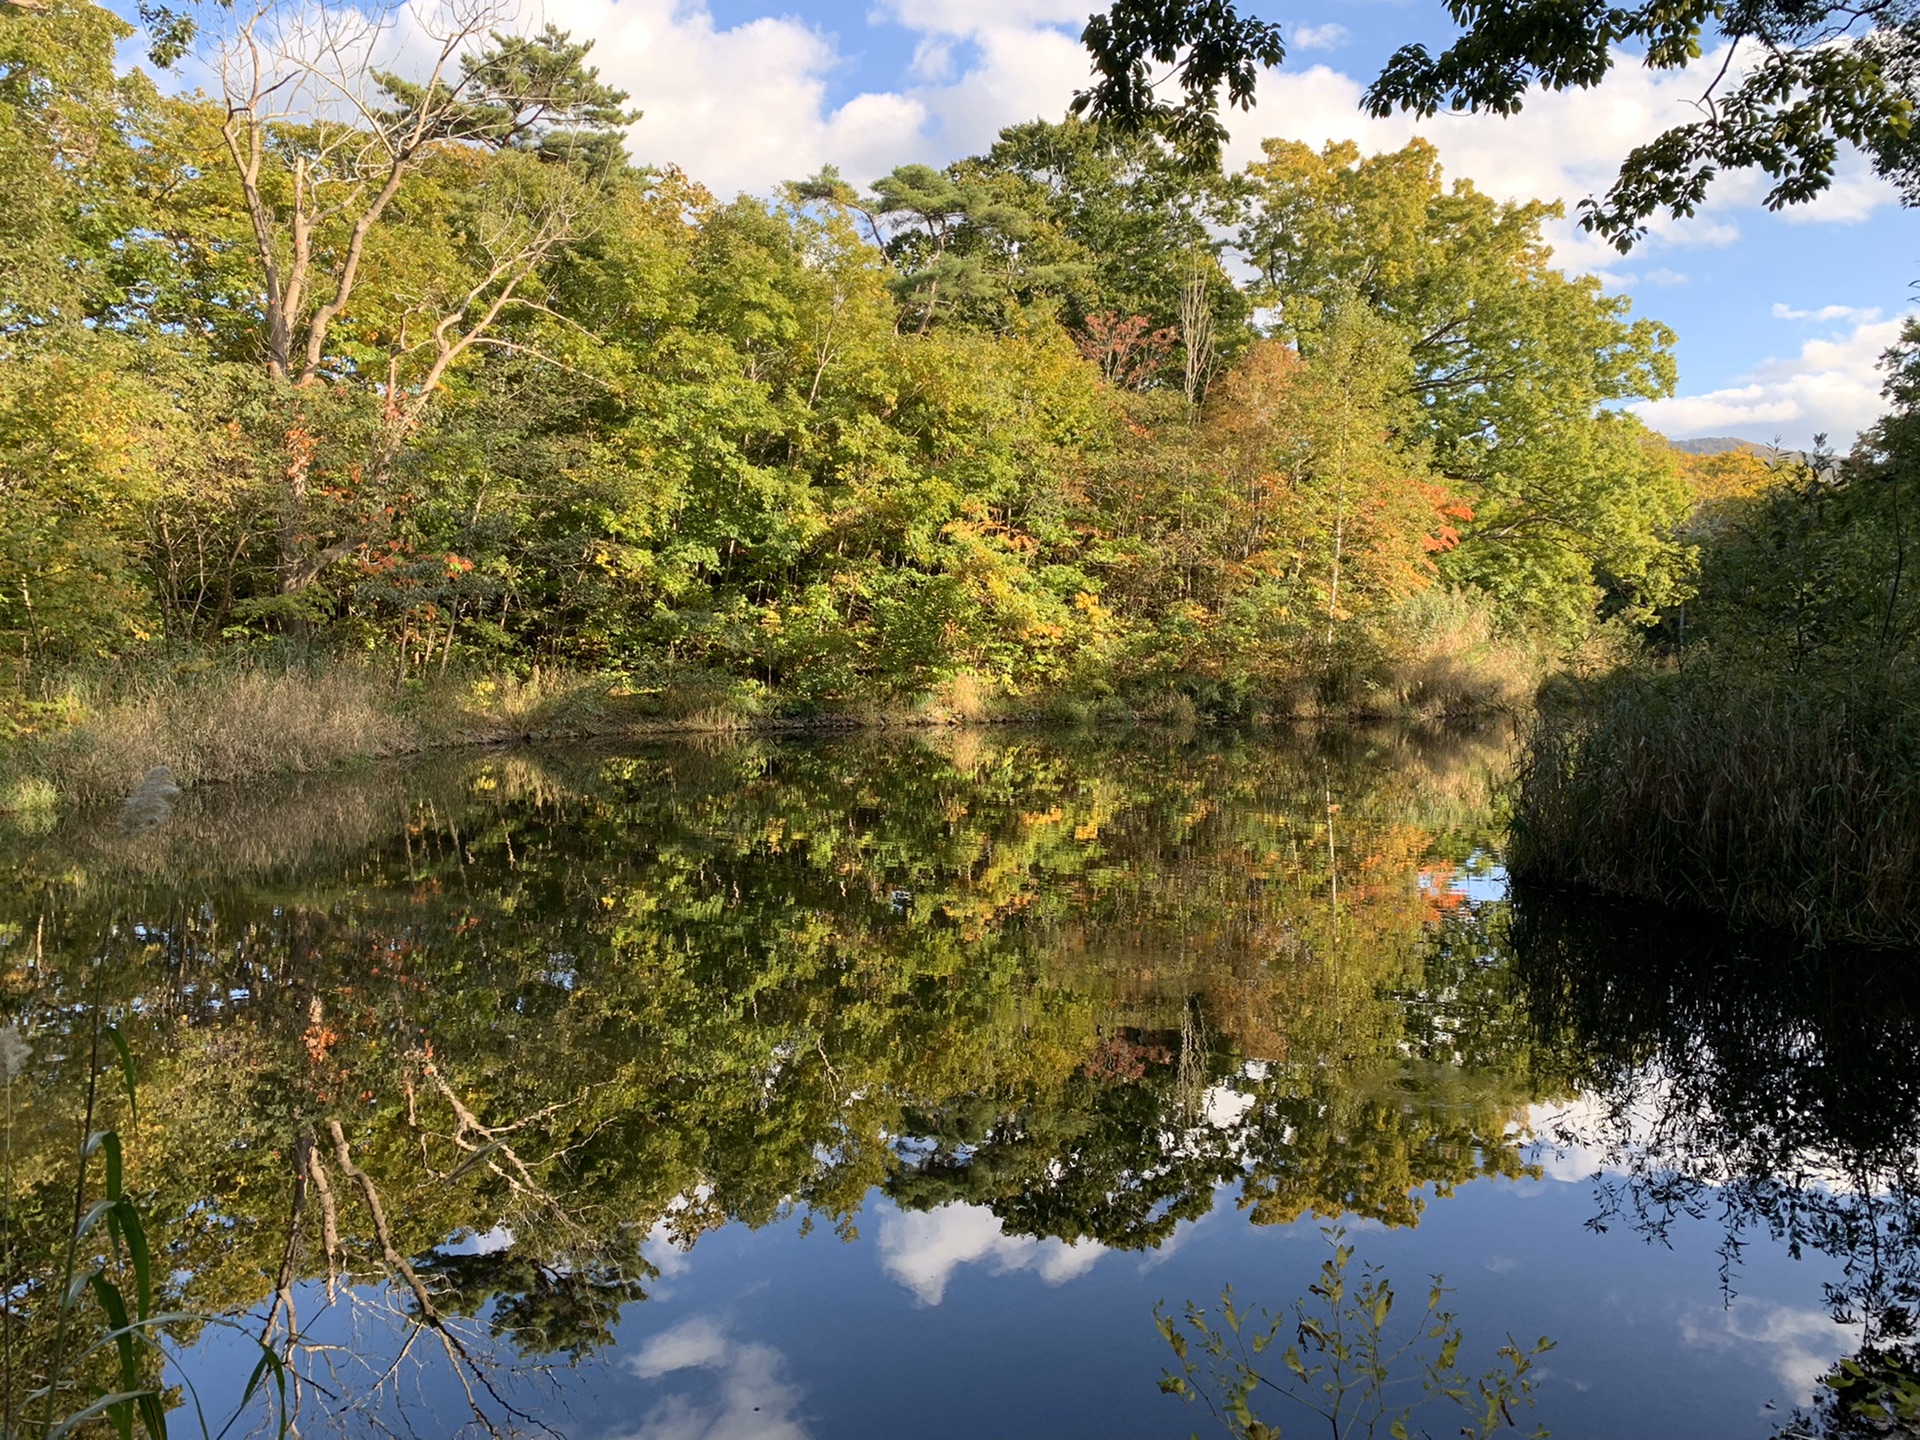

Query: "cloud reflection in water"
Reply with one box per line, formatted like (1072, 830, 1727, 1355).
(876, 1201, 1106, 1305)
(620, 1316, 811, 1440)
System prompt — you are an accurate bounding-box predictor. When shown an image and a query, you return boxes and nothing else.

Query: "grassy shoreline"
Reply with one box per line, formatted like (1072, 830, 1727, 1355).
(0, 654, 1528, 820)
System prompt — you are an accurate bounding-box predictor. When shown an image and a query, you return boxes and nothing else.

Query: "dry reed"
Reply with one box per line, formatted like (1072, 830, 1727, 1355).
(0, 659, 641, 812)
(1509, 670, 1920, 947)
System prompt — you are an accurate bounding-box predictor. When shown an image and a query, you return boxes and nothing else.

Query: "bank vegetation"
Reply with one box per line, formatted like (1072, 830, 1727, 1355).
(0, 0, 1691, 812)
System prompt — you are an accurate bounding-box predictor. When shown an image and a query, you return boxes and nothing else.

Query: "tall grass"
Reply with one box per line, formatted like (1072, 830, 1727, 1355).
(1372, 588, 1546, 722)
(1509, 668, 1920, 947)
(0, 656, 692, 814)
(0, 614, 1540, 819)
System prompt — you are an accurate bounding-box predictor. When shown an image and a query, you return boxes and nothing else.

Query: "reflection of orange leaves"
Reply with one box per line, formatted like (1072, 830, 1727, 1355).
(1080, 1032, 1172, 1082)
(303, 1023, 340, 1065)
(1417, 862, 1466, 919)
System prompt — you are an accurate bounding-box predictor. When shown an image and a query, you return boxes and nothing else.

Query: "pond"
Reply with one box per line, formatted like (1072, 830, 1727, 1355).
(2, 726, 1916, 1439)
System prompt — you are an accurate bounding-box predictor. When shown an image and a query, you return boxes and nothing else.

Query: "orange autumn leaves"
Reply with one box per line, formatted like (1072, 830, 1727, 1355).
(1084, 312, 1469, 688)
(1204, 338, 1468, 605)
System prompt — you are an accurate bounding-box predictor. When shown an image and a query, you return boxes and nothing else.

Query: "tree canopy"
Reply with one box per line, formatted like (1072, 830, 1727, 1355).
(1074, 0, 1920, 247)
(0, 0, 1707, 720)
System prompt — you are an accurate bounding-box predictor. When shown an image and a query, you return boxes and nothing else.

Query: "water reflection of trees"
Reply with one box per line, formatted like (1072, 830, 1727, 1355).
(0, 727, 1548, 1431)
(1507, 894, 1920, 1433)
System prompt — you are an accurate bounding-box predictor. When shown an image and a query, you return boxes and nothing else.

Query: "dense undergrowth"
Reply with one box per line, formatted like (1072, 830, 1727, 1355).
(1509, 359, 1920, 947)
(0, 584, 1543, 814)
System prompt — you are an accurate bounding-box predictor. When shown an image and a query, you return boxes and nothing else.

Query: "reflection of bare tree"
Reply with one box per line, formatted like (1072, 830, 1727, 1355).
(243, 1054, 623, 1439)
(411, 1058, 595, 1237)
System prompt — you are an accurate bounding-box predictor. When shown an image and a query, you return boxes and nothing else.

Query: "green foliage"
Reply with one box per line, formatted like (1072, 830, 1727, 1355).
(1156, 1226, 1552, 1439)
(1072, 0, 1285, 163)
(0, 348, 164, 669)
(1074, 0, 1920, 248)
(0, 0, 148, 339)
(1509, 326, 1920, 947)
(1239, 139, 1687, 637)
(961, 119, 1252, 355)
(1797, 1346, 1920, 1436)
(0, 0, 1698, 722)
(374, 23, 637, 163)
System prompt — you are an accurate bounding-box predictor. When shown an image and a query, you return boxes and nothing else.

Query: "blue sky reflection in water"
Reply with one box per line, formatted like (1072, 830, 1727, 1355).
(596, 1180, 1856, 1440)
(171, 1170, 1863, 1439)
(8, 729, 1904, 1440)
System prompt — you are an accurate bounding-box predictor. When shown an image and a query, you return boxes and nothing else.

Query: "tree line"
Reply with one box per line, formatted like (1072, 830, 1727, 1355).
(0, 0, 1691, 718)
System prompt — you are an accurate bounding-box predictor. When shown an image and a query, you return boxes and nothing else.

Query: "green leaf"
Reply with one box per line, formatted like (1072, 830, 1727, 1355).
(47, 1391, 156, 1440)
(105, 1025, 139, 1124)
(114, 1198, 154, 1322)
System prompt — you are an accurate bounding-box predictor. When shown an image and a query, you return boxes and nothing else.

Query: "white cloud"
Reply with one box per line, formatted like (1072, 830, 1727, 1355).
(1777, 156, 1898, 224)
(867, 0, 1086, 37)
(530, 0, 930, 196)
(1204, 1083, 1256, 1130)
(1637, 311, 1910, 447)
(642, 1217, 696, 1281)
(1522, 1097, 1628, 1184)
(903, 24, 1090, 158)
(876, 1201, 1105, 1304)
(621, 1317, 811, 1440)
(437, 1224, 514, 1255)
(1603, 267, 1689, 292)
(1774, 303, 1883, 323)
(1679, 1298, 1860, 1404)
(908, 37, 954, 83)
(632, 1316, 733, 1377)
(1294, 23, 1349, 51)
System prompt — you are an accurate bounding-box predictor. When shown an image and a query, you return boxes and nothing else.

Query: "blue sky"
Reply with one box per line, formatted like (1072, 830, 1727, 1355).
(191, 0, 1920, 447)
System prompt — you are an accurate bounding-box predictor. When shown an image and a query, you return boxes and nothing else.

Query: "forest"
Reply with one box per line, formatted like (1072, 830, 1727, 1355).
(0, 1, 1689, 753)
(11, 0, 1920, 1428)
(3, 0, 1918, 945)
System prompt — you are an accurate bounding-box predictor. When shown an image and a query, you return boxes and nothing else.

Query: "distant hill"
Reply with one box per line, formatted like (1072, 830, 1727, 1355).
(1667, 436, 1780, 458)
(1665, 435, 1822, 469)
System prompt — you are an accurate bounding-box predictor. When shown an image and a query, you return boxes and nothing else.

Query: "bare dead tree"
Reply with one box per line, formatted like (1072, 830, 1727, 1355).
(214, 0, 498, 388)
(1179, 256, 1217, 416)
(202, 0, 619, 594)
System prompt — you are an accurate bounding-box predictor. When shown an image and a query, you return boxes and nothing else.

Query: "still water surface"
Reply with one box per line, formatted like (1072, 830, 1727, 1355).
(4, 727, 1916, 1438)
